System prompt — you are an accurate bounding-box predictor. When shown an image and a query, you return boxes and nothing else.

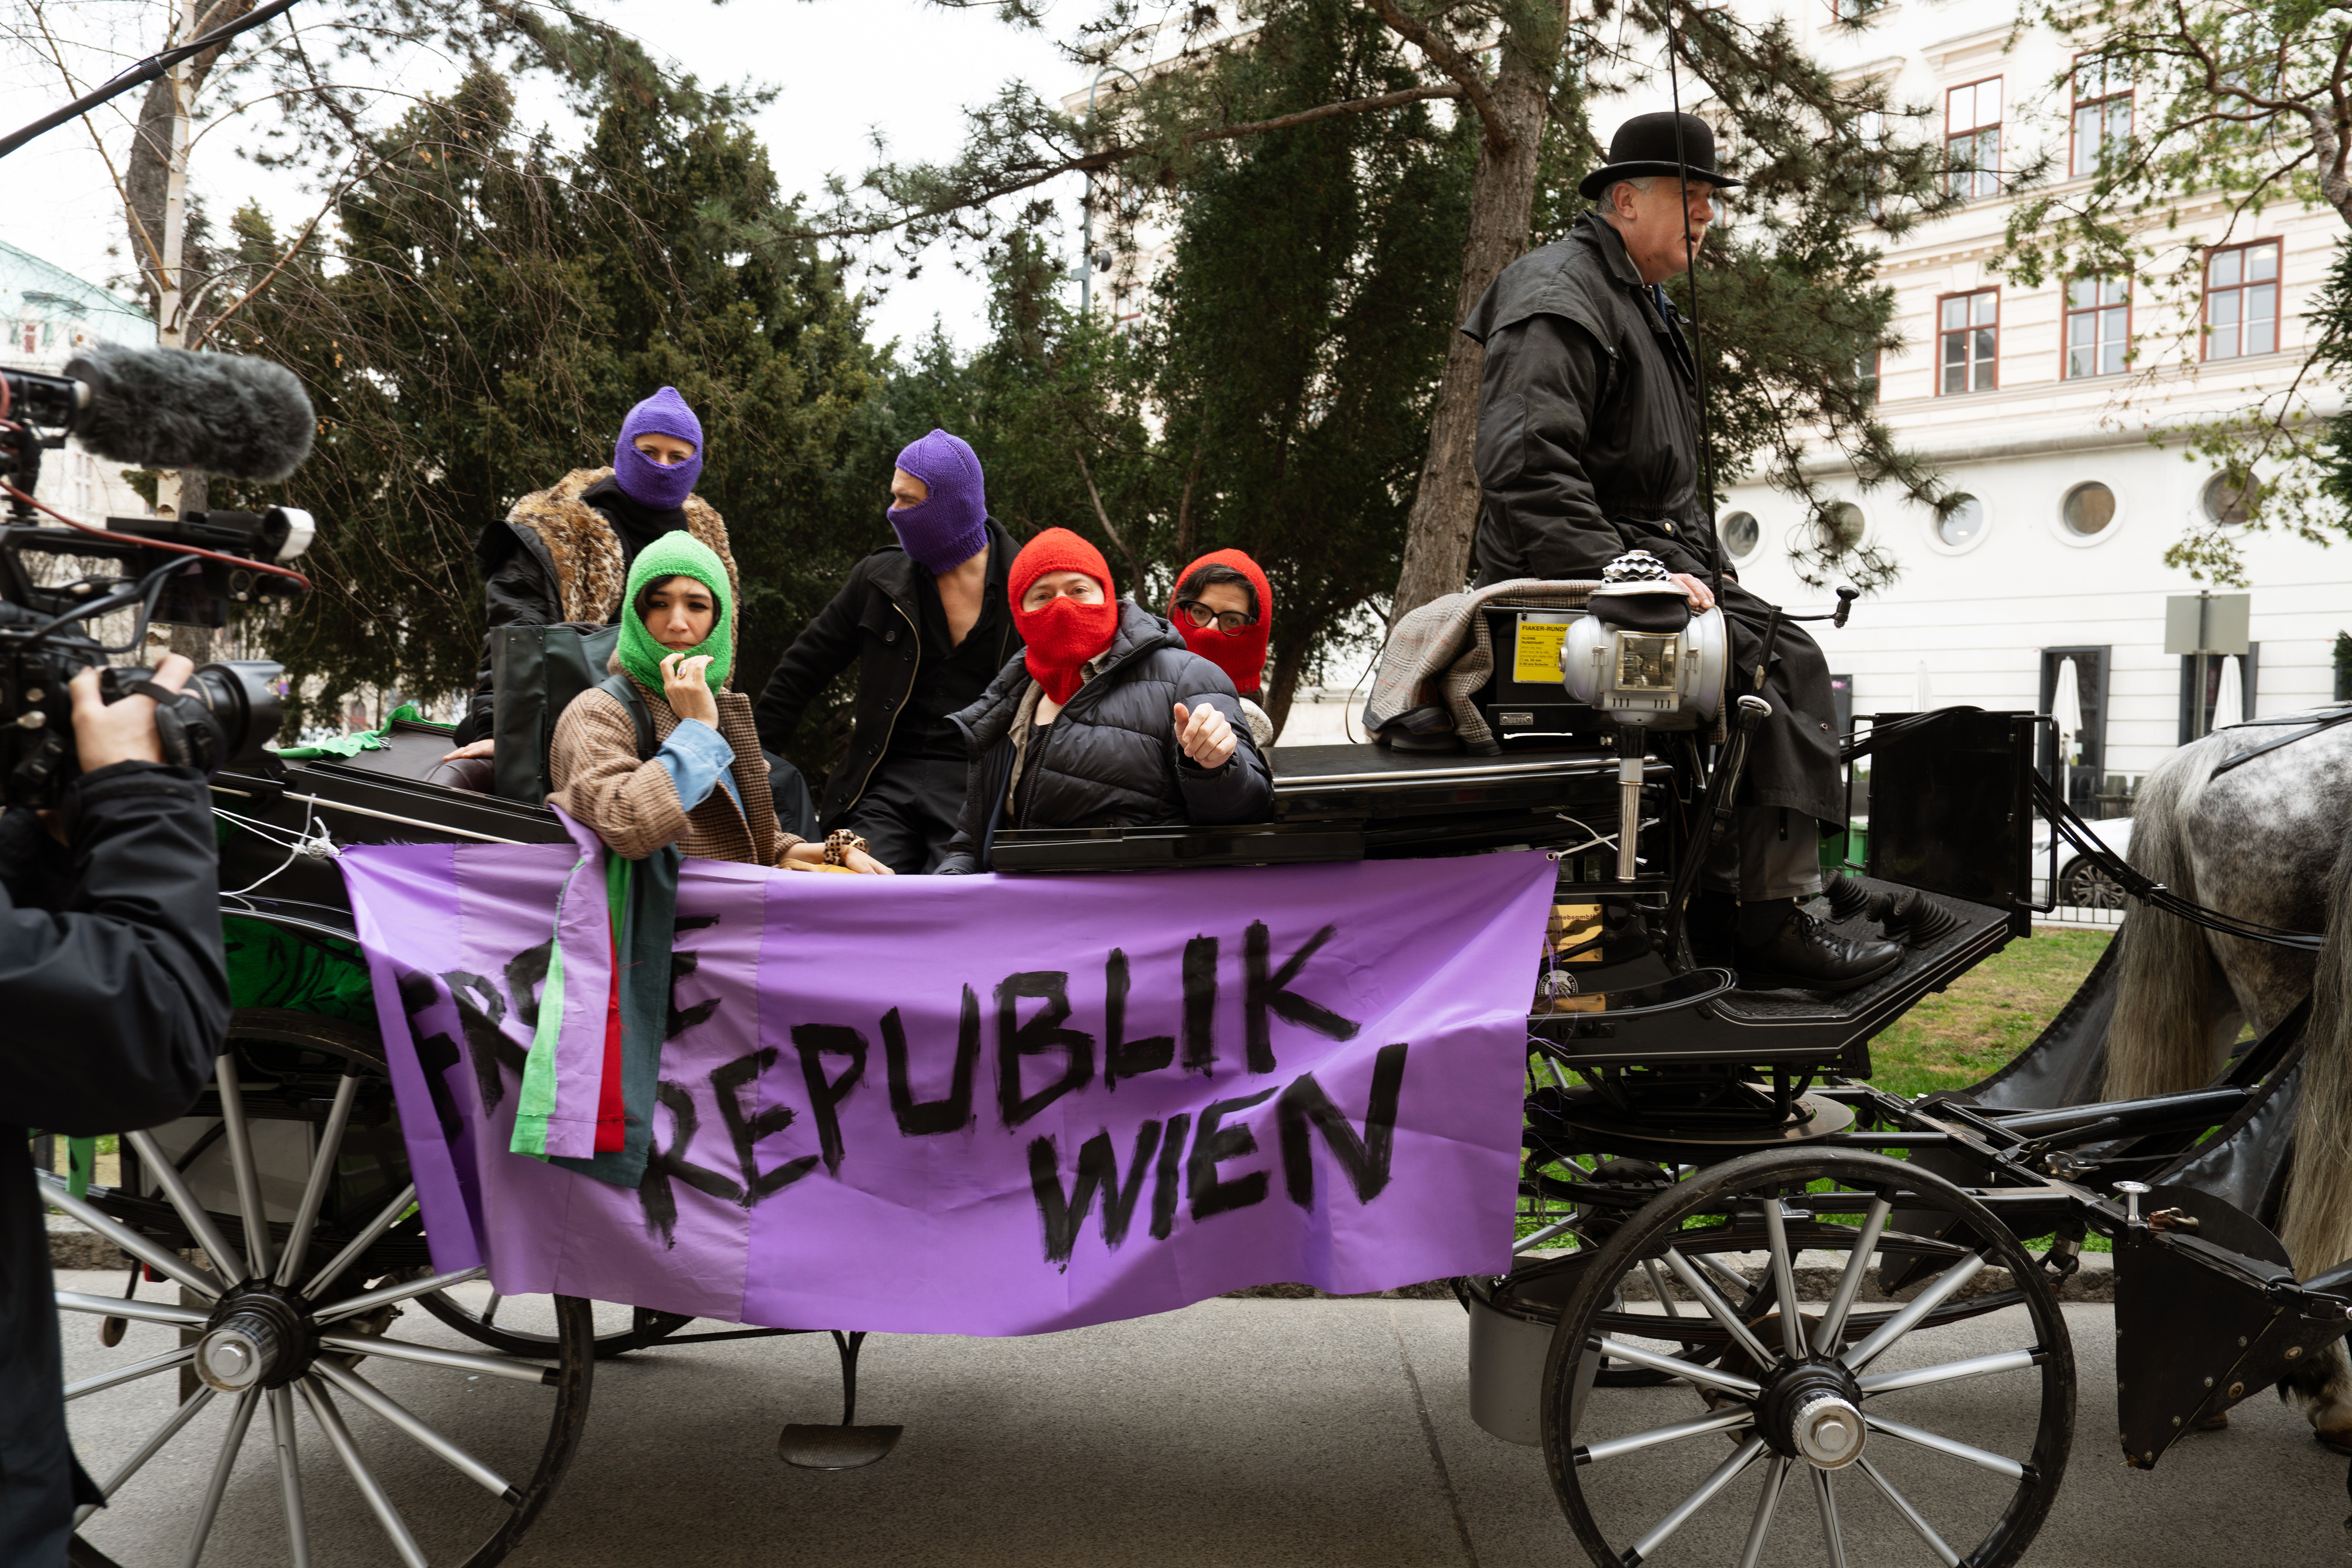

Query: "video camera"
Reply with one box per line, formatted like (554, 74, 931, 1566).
(0, 343, 319, 807)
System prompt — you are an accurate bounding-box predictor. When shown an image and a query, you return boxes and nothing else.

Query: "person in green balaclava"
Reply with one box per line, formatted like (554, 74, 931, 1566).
(549, 533, 888, 872)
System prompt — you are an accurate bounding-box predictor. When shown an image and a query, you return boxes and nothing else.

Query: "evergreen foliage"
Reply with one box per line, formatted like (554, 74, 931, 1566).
(206, 52, 881, 736)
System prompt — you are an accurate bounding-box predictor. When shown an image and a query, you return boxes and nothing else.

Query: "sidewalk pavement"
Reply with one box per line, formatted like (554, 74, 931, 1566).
(56, 1268, 2350, 1567)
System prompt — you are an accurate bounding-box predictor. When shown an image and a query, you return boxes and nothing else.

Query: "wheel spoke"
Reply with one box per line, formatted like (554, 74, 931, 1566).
(300, 1181, 416, 1300)
(313, 1357, 520, 1502)
(55, 1289, 209, 1329)
(1628, 1434, 1769, 1563)
(1812, 1196, 1892, 1356)
(1842, 1251, 1989, 1373)
(298, 1377, 429, 1568)
(214, 1053, 276, 1279)
(1863, 1412, 2027, 1479)
(1812, 1467, 1848, 1568)
(276, 1072, 361, 1288)
(1661, 1248, 1776, 1370)
(1759, 1196, 1808, 1361)
(1737, 1455, 1789, 1568)
(314, 1266, 486, 1326)
(1696, 1250, 1753, 1293)
(1591, 1335, 1762, 1397)
(269, 1385, 310, 1568)
(1855, 1454, 1964, 1566)
(76, 1385, 215, 1524)
(318, 1328, 557, 1383)
(178, 1386, 259, 1568)
(1640, 1258, 1683, 1320)
(1573, 1405, 1753, 1465)
(125, 1129, 248, 1283)
(480, 1290, 503, 1328)
(1859, 1347, 2042, 1397)
(65, 1346, 195, 1402)
(38, 1174, 221, 1300)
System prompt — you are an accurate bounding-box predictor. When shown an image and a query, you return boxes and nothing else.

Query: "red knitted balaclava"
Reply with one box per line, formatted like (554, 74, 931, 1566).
(1169, 548, 1272, 698)
(1010, 528, 1118, 704)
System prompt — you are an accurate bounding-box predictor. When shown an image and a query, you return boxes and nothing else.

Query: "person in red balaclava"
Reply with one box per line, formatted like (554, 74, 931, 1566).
(1168, 548, 1274, 750)
(935, 528, 1273, 873)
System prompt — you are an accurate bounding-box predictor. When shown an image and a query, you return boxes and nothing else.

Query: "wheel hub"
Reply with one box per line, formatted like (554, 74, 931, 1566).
(197, 1279, 314, 1393)
(1758, 1358, 1866, 1470)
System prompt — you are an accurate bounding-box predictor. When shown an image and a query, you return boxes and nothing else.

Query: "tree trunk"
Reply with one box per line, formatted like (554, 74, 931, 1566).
(1262, 628, 1316, 745)
(1387, 10, 1563, 625)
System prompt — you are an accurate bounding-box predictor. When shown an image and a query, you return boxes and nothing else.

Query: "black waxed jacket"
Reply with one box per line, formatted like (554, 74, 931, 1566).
(753, 521, 1020, 828)
(2, 763, 229, 1566)
(1464, 210, 1721, 584)
(936, 602, 1272, 874)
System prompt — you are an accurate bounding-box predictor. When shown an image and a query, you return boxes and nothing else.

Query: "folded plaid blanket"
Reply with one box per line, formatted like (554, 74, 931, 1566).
(1362, 579, 1598, 754)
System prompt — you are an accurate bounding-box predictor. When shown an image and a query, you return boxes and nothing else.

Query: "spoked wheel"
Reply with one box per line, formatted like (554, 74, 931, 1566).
(411, 1278, 694, 1360)
(1542, 1148, 2074, 1568)
(50, 1008, 593, 1568)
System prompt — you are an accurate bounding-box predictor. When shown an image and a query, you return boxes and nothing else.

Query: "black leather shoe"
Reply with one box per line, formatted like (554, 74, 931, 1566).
(1739, 907, 1903, 994)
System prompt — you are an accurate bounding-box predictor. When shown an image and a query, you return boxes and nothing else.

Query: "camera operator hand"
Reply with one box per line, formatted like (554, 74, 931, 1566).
(68, 653, 192, 770)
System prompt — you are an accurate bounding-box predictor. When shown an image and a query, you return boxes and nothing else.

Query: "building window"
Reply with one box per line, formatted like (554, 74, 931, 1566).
(1936, 494, 1986, 547)
(2178, 644, 2257, 743)
(2040, 647, 2112, 815)
(1855, 346, 1881, 404)
(2064, 277, 2130, 378)
(1722, 510, 1762, 560)
(18, 322, 35, 354)
(2070, 59, 2132, 178)
(2061, 481, 2115, 536)
(1939, 289, 1999, 393)
(1945, 78, 2001, 199)
(2201, 471, 2255, 526)
(2203, 240, 2280, 360)
(1819, 501, 1865, 550)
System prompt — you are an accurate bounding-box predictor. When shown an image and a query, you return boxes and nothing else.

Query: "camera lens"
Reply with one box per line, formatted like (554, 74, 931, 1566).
(183, 660, 285, 774)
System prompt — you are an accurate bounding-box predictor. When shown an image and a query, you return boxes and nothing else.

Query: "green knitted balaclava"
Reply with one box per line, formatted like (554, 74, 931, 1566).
(616, 531, 733, 697)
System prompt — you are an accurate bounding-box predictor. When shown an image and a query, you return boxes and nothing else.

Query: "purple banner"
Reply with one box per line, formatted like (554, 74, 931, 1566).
(342, 848, 1555, 1336)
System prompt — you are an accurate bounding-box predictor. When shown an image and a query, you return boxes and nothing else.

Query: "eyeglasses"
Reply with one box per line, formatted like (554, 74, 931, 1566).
(1177, 599, 1258, 636)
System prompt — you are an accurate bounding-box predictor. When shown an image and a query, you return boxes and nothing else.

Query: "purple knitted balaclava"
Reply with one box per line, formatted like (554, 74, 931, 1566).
(887, 428, 989, 574)
(612, 386, 704, 511)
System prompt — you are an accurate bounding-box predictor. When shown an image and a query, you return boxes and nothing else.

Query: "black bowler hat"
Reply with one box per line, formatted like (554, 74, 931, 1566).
(1577, 111, 1743, 200)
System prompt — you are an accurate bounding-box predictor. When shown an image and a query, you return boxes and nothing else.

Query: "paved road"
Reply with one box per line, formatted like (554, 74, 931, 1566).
(55, 1270, 2352, 1567)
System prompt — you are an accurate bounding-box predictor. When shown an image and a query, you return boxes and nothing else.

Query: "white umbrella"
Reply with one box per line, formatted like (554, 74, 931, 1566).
(1913, 662, 1935, 713)
(2050, 657, 2083, 766)
(2210, 655, 2245, 731)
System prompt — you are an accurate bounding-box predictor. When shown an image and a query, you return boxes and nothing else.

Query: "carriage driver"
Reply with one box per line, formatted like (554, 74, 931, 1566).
(1462, 112, 1900, 993)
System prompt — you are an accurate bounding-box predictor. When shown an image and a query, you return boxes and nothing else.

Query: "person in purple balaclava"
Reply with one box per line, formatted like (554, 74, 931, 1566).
(753, 428, 1022, 872)
(444, 390, 799, 809)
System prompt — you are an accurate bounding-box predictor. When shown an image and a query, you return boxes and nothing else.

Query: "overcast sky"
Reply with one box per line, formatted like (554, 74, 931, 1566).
(0, 0, 1087, 355)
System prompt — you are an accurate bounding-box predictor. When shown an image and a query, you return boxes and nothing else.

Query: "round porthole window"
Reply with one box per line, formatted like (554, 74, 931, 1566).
(1722, 510, 1761, 560)
(1936, 494, 1985, 547)
(2062, 482, 2115, 537)
(2201, 472, 2254, 527)
(1818, 502, 1865, 550)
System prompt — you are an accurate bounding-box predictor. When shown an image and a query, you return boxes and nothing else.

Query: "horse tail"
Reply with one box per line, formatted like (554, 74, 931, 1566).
(2280, 830, 2352, 1276)
(2103, 737, 2223, 1101)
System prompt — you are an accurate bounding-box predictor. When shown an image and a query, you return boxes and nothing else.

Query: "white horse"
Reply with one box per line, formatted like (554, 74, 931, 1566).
(2102, 714, 2352, 1439)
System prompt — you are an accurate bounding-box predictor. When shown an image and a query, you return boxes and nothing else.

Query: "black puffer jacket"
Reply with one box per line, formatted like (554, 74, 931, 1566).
(936, 602, 1273, 874)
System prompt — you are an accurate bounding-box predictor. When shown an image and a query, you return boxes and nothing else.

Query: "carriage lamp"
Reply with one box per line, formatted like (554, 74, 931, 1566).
(1559, 553, 1730, 880)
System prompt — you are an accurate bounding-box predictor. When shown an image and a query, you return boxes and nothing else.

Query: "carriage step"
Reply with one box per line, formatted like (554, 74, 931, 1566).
(779, 1329, 903, 1470)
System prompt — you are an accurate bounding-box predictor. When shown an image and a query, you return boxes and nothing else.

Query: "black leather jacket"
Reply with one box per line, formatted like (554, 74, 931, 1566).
(937, 602, 1272, 874)
(1464, 210, 1722, 585)
(753, 521, 1020, 828)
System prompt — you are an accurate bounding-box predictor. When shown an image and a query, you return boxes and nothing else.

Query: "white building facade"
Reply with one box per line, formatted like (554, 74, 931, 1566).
(1713, 0, 2347, 806)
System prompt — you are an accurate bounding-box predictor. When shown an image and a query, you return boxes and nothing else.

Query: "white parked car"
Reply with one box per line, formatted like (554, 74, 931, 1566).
(2030, 813, 2134, 910)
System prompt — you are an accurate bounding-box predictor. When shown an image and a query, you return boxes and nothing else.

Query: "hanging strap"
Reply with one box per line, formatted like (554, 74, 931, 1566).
(597, 670, 657, 761)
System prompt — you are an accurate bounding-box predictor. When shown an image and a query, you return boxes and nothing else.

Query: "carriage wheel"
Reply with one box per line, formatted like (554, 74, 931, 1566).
(412, 1279, 694, 1360)
(53, 1009, 593, 1568)
(1541, 1148, 2074, 1568)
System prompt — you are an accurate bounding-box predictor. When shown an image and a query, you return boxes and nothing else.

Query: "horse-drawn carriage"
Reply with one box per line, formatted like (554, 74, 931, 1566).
(44, 575, 2352, 1568)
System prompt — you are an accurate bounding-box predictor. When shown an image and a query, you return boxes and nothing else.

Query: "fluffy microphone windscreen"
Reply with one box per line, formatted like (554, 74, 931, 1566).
(64, 345, 316, 483)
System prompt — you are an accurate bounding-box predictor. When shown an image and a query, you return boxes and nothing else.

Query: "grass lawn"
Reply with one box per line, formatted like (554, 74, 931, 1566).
(1865, 928, 2112, 1100)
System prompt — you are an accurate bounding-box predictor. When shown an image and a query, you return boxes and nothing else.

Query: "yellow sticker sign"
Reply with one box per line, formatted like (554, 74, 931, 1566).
(1513, 620, 1569, 686)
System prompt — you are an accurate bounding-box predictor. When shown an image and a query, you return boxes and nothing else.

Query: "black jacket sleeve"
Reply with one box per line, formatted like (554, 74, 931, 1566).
(1168, 693, 1273, 826)
(1475, 314, 1634, 581)
(456, 543, 561, 745)
(1, 763, 228, 1135)
(753, 567, 869, 756)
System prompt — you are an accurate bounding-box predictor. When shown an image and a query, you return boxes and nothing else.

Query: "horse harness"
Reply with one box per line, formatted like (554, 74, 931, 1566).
(2209, 701, 2352, 778)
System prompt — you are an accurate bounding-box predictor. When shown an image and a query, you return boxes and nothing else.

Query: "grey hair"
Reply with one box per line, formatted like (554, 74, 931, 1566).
(1602, 176, 1659, 210)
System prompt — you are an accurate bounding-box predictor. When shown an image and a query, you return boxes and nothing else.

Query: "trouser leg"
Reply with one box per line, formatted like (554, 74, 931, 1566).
(1700, 807, 1823, 902)
(841, 758, 968, 875)
(840, 790, 930, 876)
